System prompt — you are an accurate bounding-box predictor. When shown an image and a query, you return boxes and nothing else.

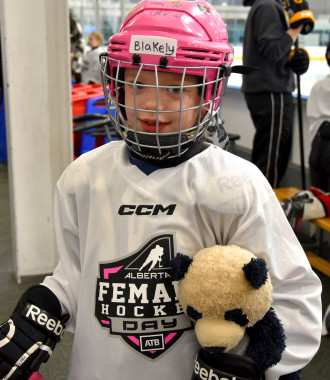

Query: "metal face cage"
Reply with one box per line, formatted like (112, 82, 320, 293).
(100, 55, 228, 161)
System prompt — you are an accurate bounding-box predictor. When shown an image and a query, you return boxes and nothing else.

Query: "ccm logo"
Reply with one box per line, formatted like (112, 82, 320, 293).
(25, 305, 65, 339)
(118, 204, 176, 215)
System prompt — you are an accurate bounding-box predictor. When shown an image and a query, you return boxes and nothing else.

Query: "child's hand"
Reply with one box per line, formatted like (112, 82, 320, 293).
(0, 285, 68, 379)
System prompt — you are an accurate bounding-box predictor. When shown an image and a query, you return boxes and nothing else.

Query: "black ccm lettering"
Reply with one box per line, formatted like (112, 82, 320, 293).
(118, 204, 176, 216)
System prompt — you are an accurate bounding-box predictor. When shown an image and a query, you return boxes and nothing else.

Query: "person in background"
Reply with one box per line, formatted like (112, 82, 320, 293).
(70, 9, 85, 83)
(280, 40, 330, 336)
(241, 0, 311, 188)
(307, 40, 330, 193)
(306, 41, 330, 336)
(281, 41, 330, 228)
(80, 32, 104, 84)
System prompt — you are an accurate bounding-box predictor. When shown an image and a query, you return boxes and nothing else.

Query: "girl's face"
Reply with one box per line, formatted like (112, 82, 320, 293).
(124, 68, 201, 134)
(88, 34, 100, 48)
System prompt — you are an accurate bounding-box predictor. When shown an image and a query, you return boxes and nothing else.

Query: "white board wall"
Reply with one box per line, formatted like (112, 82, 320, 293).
(0, 0, 73, 282)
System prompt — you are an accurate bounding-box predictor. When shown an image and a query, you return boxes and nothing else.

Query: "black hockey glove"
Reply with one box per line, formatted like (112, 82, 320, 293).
(287, 47, 310, 75)
(191, 349, 264, 380)
(0, 285, 69, 380)
(191, 350, 301, 380)
(284, 0, 315, 34)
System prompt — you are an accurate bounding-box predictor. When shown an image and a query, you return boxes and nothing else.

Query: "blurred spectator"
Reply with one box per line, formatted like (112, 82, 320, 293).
(70, 9, 85, 83)
(241, 0, 306, 188)
(307, 40, 330, 192)
(80, 32, 104, 84)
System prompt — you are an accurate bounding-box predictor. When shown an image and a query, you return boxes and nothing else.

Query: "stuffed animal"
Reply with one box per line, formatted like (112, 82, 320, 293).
(171, 245, 300, 379)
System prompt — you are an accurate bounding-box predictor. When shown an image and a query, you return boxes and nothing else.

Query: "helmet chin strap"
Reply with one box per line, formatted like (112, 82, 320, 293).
(127, 131, 205, 167)
(126, 131, 190, 160)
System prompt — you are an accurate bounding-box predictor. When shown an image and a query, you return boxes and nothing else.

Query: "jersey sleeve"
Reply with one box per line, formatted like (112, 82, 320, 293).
(42, 162, 85, 332)
(226, 177, 322, 378)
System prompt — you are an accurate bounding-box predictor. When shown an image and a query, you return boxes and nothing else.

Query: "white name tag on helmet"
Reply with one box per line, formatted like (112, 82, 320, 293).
(129, 36, 177, 57)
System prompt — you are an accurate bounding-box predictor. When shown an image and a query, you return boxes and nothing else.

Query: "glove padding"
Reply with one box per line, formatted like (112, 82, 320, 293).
(284, 0, 315, 34)
(0, 285, 69, 380)
(287, 47, 310, 75)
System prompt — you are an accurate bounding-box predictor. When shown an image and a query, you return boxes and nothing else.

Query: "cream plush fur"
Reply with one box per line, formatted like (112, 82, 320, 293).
(177, 245, 273, 352)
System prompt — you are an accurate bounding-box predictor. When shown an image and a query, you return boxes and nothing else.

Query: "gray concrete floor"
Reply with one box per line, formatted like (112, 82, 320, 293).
(0, 162, 329, 379)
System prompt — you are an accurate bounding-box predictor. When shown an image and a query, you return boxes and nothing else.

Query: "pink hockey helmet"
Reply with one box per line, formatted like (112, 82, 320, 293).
(100, 0, 234, 161)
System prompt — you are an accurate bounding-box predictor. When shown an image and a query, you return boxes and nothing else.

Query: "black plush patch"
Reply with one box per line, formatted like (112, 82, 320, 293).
(243, 258, 268, 289)
(246, 307, 286, 372)
(225, 308, 249, 326)
(170, 253, 193, 281)
(187, 305, 203, 321)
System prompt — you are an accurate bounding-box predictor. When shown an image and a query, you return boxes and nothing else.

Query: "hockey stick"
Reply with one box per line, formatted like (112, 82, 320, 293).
(295, 39, 306, 189)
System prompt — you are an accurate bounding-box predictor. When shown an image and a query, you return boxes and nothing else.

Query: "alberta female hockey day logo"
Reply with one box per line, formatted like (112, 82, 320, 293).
(95, 234, 193, 359)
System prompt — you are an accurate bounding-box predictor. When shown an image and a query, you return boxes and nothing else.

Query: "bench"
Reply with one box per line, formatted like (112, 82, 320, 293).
(274, 187, 330, 277)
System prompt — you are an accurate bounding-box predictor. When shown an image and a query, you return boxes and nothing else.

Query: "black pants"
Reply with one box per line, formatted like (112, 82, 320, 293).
(244, 92, 294, 188)
(309, 121, 330, 192)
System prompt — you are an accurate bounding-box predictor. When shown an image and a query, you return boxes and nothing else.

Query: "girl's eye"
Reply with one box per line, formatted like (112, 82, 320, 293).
(134, 83, 145, 90)
(168, 86, 182, 94)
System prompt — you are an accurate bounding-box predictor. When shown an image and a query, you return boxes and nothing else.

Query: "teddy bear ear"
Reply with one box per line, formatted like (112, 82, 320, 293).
(170, 253, 193, 281)
(242, 257, 268, 289)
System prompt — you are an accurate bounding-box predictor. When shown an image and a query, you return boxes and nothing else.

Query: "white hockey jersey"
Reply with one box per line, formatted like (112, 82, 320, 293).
(43, 141, 322, 380)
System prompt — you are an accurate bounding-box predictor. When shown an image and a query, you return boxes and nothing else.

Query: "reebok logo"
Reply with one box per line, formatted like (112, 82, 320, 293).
(194, 355, 237, 380)
(25, 304, 65, 339)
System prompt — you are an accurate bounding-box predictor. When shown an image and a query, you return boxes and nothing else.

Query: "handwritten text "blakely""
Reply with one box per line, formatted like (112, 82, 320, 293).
(130, 36, 178, 57)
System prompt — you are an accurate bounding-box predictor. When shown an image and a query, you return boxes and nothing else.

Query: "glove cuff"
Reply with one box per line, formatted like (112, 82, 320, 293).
(289, 10, 315, 34)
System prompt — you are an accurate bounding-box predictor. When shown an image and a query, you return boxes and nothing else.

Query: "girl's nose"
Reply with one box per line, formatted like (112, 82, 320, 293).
(142, 87, 165, 111)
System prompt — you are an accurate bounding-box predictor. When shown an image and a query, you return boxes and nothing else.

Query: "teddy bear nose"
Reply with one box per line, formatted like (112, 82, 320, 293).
(204, 346, 226, 354)
(195, 317, 245, 353)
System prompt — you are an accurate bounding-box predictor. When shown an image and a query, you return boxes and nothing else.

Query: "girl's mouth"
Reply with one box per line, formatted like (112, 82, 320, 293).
(139, 118, 170, 132)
